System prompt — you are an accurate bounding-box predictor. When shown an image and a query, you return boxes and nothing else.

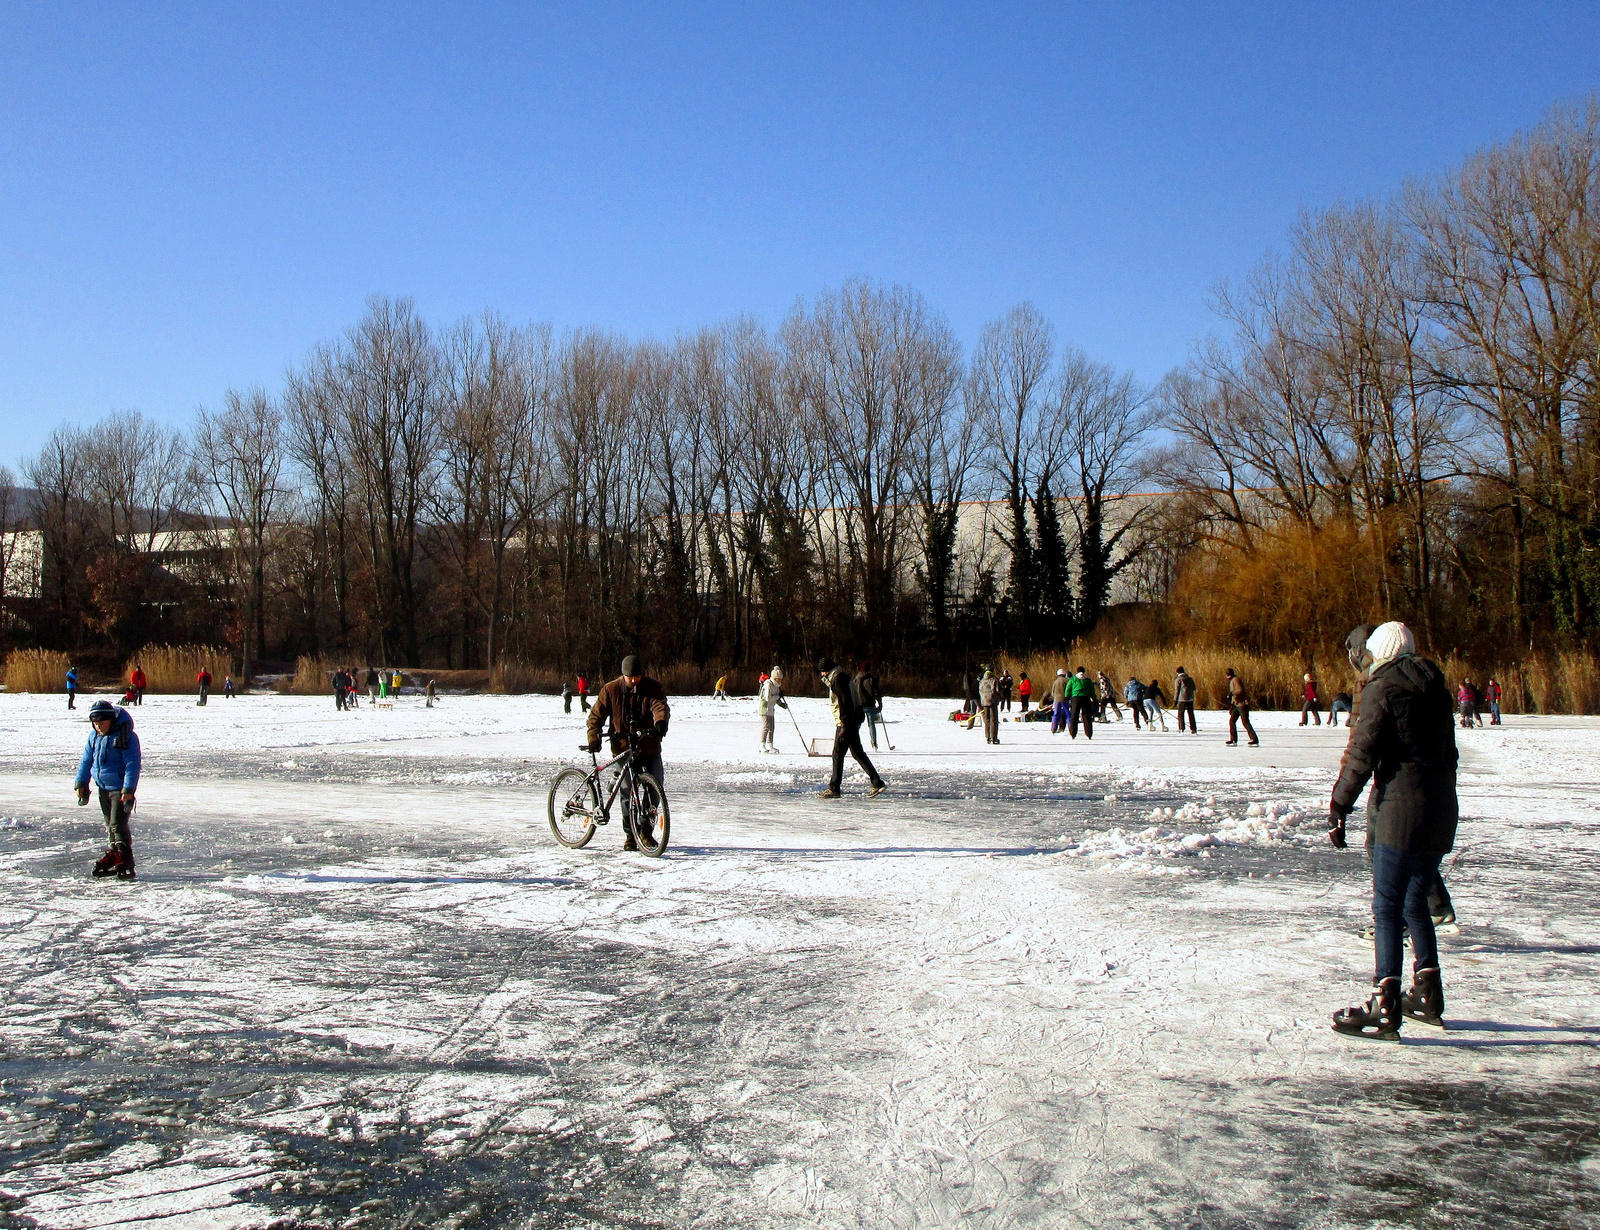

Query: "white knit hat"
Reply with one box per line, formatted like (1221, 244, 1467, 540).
(1365, 621, 1415, 669)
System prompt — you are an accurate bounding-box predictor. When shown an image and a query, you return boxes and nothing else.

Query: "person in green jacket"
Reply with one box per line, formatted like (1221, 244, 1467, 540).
(1065, 667, 1097, 739)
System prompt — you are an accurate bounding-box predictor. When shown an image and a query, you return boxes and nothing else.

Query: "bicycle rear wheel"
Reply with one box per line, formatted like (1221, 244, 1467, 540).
(631, 773, 670, 857)
(548, 767, 600, 848)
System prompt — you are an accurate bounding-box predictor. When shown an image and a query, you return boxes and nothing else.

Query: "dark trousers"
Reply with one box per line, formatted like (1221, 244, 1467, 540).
(1068, 696, 1094, 738)
(1018, 696, 1030, 712)
(1129, 700, 1143, 729)
(97, 786, 133, 853)
(1176, 701, 1196, 733)
(1299, 699, 1322, 726)
(830, 720, 883, 792)
(580, 693, 590, 711)
(1228, 706, 1257, 743)
(1371, 844, 1443, 983)
(1330, 700, 1352, 727)
(564, 694, 573, 713)
(335, 690, 345, 710)
(198, 684, 209, 706)
(67, 688, 76, 709)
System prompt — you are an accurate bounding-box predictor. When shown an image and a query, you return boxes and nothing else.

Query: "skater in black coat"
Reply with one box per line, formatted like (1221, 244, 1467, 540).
(1328, 621, 1458, 1038)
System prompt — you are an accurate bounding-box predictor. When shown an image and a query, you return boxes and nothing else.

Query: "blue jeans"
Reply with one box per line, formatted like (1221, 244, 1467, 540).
(864, 706, 881, 749)
(1050, 701, 1068, 733)
(1371, 844, 1442, 983)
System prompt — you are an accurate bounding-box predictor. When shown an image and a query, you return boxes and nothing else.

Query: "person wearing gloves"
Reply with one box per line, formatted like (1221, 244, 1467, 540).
(818, 657, 886, 798)
(585, 655, 672, 851)
(1328, 621, 1459, 1039)
(759, 666, 788, 752)
(1096, 671, 1123, 721)
(75, 699, 142, 880)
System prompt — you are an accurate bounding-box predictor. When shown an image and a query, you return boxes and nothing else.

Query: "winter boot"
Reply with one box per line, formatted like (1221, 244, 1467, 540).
(1402, 967, 1445, 1027)
(1332, 977, 1401, 1040)
(92, 847, 122, 878)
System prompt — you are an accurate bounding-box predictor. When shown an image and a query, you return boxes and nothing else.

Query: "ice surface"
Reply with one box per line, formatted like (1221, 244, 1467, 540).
(0, 692, 1597, 1227)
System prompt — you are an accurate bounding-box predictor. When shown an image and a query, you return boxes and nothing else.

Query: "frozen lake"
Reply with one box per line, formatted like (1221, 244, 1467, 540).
(1, 691, 1597, 1228)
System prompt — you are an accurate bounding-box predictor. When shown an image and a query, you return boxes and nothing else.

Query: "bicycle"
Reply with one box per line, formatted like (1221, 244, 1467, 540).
(546, 724, 671, 856)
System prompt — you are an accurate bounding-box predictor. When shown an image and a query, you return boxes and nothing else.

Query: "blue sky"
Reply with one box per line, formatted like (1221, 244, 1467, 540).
(3, 2, 1598, 466)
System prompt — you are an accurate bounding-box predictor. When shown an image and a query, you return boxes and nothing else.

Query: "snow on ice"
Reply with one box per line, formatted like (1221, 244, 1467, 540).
(0, 691, 1598, 1227)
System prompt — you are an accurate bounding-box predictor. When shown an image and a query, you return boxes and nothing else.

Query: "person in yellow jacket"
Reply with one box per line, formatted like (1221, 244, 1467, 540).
(713, 675, 728, 702)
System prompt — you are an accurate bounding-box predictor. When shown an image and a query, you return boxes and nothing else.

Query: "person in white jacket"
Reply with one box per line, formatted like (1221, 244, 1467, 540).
(758, 667, 788, 752)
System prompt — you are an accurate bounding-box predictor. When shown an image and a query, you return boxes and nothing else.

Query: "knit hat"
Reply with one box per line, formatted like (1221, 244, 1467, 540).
(621, 655, 640, 677)
(1365, 621, 1415, 670)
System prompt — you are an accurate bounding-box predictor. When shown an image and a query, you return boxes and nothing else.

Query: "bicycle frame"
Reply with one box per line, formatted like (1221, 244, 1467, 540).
(585, 745, 639, 823)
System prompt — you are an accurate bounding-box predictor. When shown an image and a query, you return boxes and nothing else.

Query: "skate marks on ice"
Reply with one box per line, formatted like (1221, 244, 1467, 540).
(3, 745, 1600, 1226)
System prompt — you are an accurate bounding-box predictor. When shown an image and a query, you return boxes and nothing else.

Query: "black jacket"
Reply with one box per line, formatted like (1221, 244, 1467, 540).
(1331, 655, 1459, 854)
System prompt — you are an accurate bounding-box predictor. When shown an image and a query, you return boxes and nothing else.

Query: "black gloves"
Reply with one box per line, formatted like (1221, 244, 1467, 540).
(585, 741, 601, 754)
(778, 698, 788, 709)
(1328, 803, 1349, 849)
(654, 720, 669, 740)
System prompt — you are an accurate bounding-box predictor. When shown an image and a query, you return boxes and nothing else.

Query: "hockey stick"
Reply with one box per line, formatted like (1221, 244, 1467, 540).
(788, 704, 824, 757)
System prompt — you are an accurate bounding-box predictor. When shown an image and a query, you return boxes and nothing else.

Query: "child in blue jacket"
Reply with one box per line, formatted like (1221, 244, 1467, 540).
(75, 700, 141, 880)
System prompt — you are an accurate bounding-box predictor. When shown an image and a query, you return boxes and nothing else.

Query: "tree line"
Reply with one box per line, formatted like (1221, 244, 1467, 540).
(6, 98, 1600, 681)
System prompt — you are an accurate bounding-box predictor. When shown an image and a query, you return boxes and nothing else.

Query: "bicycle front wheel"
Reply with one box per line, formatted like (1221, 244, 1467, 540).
(548, 767, 600, 848)
(631, 773, 670, 857)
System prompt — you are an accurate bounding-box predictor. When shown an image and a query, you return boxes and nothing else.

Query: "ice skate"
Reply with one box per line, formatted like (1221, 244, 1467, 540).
(1331, 977, 1401, 1040)
(91, 847, 122, 878)
(1401, 967, 1445, 1028)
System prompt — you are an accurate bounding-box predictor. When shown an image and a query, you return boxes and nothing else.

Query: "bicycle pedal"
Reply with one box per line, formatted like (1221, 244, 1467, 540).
(595, 816, 609, 825)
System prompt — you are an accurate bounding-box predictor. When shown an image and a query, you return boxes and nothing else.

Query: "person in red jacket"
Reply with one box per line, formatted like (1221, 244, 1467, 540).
(1017, 672, 1033, 713)
(576, 674, 590, 712)
(196, 666, 212, 707)
(129, 664, 147, 706)
(1300, 672, 1322, 726)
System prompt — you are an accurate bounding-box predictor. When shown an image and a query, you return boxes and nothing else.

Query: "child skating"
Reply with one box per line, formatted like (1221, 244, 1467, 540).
(75, 700, 141, 880)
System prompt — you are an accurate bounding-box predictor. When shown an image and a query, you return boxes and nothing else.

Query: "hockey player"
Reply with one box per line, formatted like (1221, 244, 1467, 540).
(75, 700, 141, 880)
(759, 666, 788, 752)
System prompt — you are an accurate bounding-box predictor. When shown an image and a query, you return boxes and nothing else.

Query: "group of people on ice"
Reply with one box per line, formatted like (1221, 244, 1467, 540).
(329, 666, 435, 709)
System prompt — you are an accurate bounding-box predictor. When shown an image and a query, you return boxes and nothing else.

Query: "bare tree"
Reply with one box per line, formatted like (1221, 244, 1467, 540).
(193, 389, 286, 683)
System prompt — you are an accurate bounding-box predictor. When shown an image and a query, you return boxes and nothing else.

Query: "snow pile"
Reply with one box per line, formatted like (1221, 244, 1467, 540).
(717, 771, 797, 786)
(1058, 799, 1319, 862)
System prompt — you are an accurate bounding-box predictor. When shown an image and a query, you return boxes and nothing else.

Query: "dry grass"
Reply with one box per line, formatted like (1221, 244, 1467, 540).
(3, 649, 72, 694)
(998, 642, 1342, 711)
(997, 640, 1600, 714)
(124, 645, 235, 694)
(282, 659, 494, 694)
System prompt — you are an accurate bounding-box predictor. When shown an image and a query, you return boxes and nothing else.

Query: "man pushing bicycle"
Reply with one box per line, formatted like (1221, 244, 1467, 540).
(585, 655, 671, 851)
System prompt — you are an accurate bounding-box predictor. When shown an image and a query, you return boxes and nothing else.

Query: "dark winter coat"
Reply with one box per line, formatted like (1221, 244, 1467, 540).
(586, 676, 671, 759)
(75, 708, 141, 792)
(1174, 671, 1196, 703)
(1227, 676, 1249, 711)
(827, 666, 863, 726)
(856, 671, 880, 712)
(1330, 654, 1459, 854)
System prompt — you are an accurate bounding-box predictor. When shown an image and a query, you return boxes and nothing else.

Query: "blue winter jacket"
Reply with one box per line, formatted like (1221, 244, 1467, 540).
(75, 708, 142, 792)
(1124, 678, 1145, 703)
(65, 668, 78, 690)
